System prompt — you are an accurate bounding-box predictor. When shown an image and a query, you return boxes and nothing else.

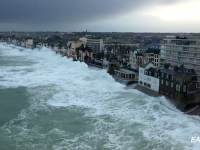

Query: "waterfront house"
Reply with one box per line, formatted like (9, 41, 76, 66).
(21, 41, 26, 47)
(76, 44, 93, 64)
(67, 41, 82, 59)
(11, 39, 17, 45)
(103, 52, 119, 75)
(139, 62, 160, 92)
(26, 39, 33, 49)
(159, 64, 199, 106)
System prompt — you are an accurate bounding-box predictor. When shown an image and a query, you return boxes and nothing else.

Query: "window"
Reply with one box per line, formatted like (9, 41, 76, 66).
(161, 80, 164, 84)
(148, 84, 151, 88)
(166, 81, 169, 86)
(178, 85, 181, 92)
(183, 85, 186, 92)
(171, 82, 173, 88)
(166, 74, 169, 79)
(172, 76, 173, 80)
(176, 84, 179, 91)
(162, 73, 164, 78)
(147, 77, 151, 82)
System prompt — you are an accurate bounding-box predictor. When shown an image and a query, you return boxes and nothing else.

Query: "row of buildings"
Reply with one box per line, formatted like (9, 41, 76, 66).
(1, 35, 200, 76)
(138, 62, 199, 111)
(1, 34, 200, 111)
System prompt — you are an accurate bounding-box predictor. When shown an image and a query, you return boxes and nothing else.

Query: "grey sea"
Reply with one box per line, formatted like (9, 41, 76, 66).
(0, 43, 200, 150)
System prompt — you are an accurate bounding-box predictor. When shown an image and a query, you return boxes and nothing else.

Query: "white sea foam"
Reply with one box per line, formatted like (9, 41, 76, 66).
(1, 43, 200, 150)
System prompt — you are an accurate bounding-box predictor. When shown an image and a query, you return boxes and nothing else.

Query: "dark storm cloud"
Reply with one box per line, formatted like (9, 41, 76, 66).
(0, 0, 182, 25)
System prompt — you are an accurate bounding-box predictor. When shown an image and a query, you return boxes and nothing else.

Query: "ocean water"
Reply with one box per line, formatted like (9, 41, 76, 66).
(0, 43, 200, 150)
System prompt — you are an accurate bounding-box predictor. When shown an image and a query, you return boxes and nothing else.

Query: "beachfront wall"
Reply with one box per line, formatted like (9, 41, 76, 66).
(139, 67, 159, 92)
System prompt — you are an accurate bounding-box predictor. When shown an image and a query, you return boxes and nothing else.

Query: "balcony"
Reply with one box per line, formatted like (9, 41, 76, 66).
(165, 53, 200, 60)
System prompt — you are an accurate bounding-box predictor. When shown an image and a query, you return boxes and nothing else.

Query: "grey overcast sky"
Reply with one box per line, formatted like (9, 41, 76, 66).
(0, 0, 200, 32)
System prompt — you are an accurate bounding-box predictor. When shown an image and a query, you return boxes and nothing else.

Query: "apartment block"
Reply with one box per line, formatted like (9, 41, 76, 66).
(145, 47, 160, 68)
(160, 37, 200, 88)
(87, 38, 104, 55)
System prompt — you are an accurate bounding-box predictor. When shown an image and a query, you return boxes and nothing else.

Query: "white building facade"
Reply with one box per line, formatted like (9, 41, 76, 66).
(26, 39, 33, 49)
(139, 63, 160, 92)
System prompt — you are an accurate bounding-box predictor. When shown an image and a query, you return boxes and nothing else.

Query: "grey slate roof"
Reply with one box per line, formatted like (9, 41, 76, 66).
(147, 67, 157, 73)
(146, 48, 160, 54)
(161, 64, 196, 77)
(108, 53, 118, 61)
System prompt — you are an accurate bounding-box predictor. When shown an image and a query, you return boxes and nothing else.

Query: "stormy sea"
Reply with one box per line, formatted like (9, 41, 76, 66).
(0, 42, 200, 150)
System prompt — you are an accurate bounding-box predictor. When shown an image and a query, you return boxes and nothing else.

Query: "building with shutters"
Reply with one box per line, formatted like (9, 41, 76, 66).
(159, 64, 199, 110)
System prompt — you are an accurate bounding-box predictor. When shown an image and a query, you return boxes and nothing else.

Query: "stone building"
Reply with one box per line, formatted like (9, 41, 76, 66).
(159, 64, 199, 109)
